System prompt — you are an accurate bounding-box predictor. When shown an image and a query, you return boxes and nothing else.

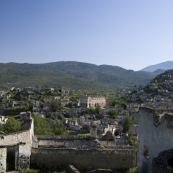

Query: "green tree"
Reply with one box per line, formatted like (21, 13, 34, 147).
(112, 99, 127, 109)
(126, 131, 138, 149)
(34, 115, 53, 135)
(84, 107, 95, 114)
(52, 119, 68, 135)
(108, 109, 120, 118)
(95, 104, 101, 113)
(123, 116, 134, 133)
(4, 117, 20, 134)
(50, 99, 60, 112)
(45, 112, 51, 118)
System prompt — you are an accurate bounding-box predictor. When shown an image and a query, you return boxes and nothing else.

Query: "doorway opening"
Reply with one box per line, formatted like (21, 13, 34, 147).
(6, 146, 16, 171)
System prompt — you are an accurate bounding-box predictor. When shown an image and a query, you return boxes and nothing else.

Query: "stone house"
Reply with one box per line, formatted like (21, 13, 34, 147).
(139, 94, 148, 101)
(97, 124, 116, 136)
(66, 119, 80, 131)
(115, 115, 126, 123)
(0, 91, 7, 97)
(114, 104, 124, 112)
(131, 95, 138, 102)
(66, 108, 82, 117)
(11, 101, 28, 107)
(24, 87, 35, 92)
(30, 100, 40, 107)
(79, 96, 106, 108)
(51, 111, 64, 119)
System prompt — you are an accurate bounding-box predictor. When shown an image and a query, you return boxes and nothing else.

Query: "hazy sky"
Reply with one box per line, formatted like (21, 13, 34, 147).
(0, 1, 173, 70)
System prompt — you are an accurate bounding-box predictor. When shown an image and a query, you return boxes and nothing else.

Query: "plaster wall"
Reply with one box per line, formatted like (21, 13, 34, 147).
(137, 107, 173, 173)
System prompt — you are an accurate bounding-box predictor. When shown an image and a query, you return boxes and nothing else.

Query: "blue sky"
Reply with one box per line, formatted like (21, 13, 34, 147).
(0, 0, 173, 70)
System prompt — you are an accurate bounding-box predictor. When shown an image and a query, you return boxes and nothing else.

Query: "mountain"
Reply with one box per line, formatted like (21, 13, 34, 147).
(140, 61, 173, 72)
(152, 69, 166, 75)
(152, 69, 173, 84)
(0, 61, 156, 91)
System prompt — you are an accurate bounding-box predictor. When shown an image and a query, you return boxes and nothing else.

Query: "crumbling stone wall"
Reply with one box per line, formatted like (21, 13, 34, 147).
(31, 148, 136, 170)
(36, 136, 90, 149)
(0, 118, 34, 172)
(17, 145, 31, 170)
(137, 107, 173, 173)
(0, 147, 6, 173)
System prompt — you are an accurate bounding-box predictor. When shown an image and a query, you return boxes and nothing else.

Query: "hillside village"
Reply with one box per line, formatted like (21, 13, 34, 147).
(0, 84, 138, 143)
(1, 70, 173, 173)
(125, 70, 173, 108)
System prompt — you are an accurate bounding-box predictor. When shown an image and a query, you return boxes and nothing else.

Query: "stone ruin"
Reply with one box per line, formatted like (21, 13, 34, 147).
(137, 107, 173, 173)
(0, 113, 136, 172)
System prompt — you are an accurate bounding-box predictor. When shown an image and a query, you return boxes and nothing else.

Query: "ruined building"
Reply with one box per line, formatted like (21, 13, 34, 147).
(138, 107, 173, 173)
(79, 96, 106, 108)
(0, 114, 136, 172)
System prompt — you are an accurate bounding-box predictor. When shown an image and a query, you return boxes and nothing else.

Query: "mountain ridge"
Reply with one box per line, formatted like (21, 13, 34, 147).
(0, 61, 156, 91)
(140, 61, 173, 72)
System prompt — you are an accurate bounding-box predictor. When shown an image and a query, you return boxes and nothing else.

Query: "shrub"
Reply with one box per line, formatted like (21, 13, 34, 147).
(20, 169, 40, 173)
(126, 167, 137, 173)
(4, 117, 20, 134)
(34, 115, 53, 135)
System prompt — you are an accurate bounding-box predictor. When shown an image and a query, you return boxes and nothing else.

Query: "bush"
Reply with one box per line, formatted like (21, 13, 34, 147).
(4, 117, 20, 134)
(20, 169, 40, 173)
(34, 115, 53, 135)
(126, 167, 137, 173)
(52, 119, 68, 135)
(45, 112, 51, 118)
(108, 109, 120, 118)
(123, 116, 134, 133)
(126, 131, 138, 149)
(50, 99, 60, 112)
(112, 100, 127, 109)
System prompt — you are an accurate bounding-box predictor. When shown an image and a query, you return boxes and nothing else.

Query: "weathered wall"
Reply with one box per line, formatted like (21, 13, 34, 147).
(0, 147, 6, 173)
(36, 136, 117, 149)
(137, 107, 173, 173)
(0, 118, 34, 172)
(31, 148, 136, 170)
(36, 136, 90, 149)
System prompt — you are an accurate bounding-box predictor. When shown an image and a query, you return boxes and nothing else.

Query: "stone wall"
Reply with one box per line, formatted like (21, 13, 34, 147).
(31, 148, 137, 170)
(137, 107, 173, 173)
(36, 136, 90, 149)
(0, 118, 34, 172)
(0, 147, 6, 173)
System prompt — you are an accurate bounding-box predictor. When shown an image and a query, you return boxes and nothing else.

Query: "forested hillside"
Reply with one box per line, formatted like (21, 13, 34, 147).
(0, 61, 156, 91)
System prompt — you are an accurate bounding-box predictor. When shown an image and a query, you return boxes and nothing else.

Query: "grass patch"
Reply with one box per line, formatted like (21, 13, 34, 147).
(77, 133, 90, 137)
(5, 114, 20, 120)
